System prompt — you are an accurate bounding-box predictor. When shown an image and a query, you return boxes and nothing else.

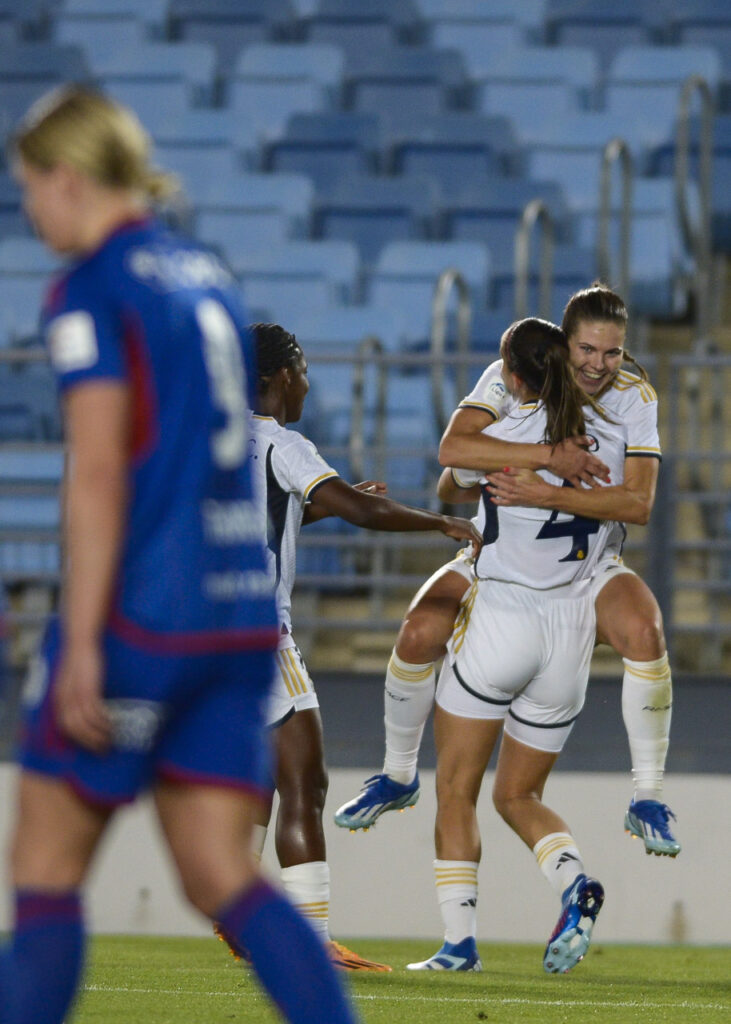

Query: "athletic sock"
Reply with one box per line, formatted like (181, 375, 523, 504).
(383, 650, 436, 784)
(215, 879, 357, 1024)
(280, 861, 330, 942)
(621, 654, 672, 801)
(434, 860, 478, 944)
(0, 889, 85, 1024)
(533, 833, 585, 897)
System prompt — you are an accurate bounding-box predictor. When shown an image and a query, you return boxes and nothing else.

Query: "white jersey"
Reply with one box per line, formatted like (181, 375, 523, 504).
(453, 401, 627, 590)
(459, 359, 662, 564)
(248, 413, 338, 643)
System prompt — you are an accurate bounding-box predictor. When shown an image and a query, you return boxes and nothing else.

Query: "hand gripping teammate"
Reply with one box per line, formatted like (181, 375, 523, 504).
(405, 317, 619, 973)
(2, 86, 360, 1024)
(213, 322, 480, 972)
(336, 284, 679, 860)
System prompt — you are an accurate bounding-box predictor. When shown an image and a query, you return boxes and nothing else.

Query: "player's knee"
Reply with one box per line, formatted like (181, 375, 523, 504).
(492, 785, 523, 827)
(179, 855, 258, 918)
(397, 611, 450, 662)
(620, 612, 666, 661)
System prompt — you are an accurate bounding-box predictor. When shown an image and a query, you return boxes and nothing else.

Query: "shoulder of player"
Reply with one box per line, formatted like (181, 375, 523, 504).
(252, 417, 315, 455)
(604, 368, 658, 406)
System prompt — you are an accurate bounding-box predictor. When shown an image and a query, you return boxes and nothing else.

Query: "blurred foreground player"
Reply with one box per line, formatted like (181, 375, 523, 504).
(1, 85, 359, 1024)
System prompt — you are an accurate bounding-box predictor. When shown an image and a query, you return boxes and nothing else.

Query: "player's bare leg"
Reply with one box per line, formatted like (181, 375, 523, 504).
(492, 734, 604, 974)
(271, 709, 390, 971)
(335, 565, 470, 831)
(407, 706, 499, 973)
(595, 573, 680, 856)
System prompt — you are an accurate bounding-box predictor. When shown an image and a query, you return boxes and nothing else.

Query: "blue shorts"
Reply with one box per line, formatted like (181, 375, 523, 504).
(19, 618, 276, 808)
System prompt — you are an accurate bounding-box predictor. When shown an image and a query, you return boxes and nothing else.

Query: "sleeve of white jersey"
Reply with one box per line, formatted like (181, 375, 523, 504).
(271, 430, 339, 501)
(458, 359, 510, 420)
(450, 466, 484, 488)
(621, 379, 662, 460)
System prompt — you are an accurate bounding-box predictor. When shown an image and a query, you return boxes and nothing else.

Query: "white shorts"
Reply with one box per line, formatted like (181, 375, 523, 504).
(446, 546, 476, 585)
(436, 579, 596, 753)
(590, 550, 636, 602)
(266, 640, 319, 728)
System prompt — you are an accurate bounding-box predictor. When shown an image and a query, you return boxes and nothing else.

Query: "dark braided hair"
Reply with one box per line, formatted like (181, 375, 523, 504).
(561, 281, 649, 382)
(250, 322, 303, 393)
(504, 318, 607, 446)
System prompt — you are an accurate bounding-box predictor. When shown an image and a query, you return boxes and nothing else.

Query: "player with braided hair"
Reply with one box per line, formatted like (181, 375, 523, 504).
(216, 322, 480, 972)
(336, 283, 680, 861)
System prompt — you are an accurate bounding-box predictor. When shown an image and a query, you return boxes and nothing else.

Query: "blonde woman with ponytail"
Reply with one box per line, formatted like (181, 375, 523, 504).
(5, 86, 359, 1024)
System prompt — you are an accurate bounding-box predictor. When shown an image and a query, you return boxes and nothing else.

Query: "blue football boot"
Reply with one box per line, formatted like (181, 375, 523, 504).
(543, 873, 604, 974)
(625, 799, 681, 857)
(407, 936, 482, 972)
(334, 772, 420, 831)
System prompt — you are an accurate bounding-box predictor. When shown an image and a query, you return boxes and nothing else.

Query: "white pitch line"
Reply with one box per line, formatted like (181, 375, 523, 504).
(83, 984, 727, 1012)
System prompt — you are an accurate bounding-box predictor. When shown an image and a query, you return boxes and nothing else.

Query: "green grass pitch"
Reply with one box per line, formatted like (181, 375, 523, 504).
(75, 935, 729, 1023)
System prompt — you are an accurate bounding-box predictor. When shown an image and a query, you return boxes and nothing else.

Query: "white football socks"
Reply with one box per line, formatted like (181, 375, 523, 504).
(280, 861, 330, 942)
(383, 650, 436, 784)
(434, 860, 479, 944)
(533, 833, 585, 897)
(621, 654, 672, 801)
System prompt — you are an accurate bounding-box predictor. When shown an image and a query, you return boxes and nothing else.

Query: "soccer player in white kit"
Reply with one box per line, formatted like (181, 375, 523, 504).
(230, 323, 480, 972)
(406, 317, 623, 975)
(336, 284, 679, 861)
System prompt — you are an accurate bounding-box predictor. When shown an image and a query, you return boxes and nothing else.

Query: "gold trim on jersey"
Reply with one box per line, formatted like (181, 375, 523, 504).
(303, 470, 339, 499)
(451, 579, 478, 656)
(276, 648, 309, 697)
(451, 467, 480, 489)
(610, 370, 657, 404)
(626, 445, 662, 456)
(458, 400, 500, 420)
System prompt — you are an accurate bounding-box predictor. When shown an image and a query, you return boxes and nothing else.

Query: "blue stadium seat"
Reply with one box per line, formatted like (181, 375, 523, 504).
(291, 304, 409, 353)
(491, 243, 598, 323)
(0, 42, 91, 133)
(0, 363, 61, 441)
(543, 1, 660, 71)
(97, 41, 218, 106)
(313, 174, 439, 269)
(0, 173, 27, 238)
(523, 112, 661, 213)
(104, 80, 191, 131)
(416, 0, 547, 28)
(386, 112, 520, 193)
(343, 47, 468, 128)
(473, 45, 600, 137)
(369, 241, 492, 340)
(167, 0, 295, 74)
(0, 449, 63, 483)
(430, 21, 525, 78)
(234, 42, 344, 96)
(151, 107, 259, 169)
(54, 13, 146, 64)
(153, 143, 242, 199)
(436, 176, 567, 273)
(0, 238, 59, 346)
(194, 172, 314, 238)
(264, 111, 380, 191)
(305, 20, 398, 63)
(62, 0, 168, 25)
(229, 77, 329, 145)
(309, 0, 424, 41)
(228, 240, 361, 304)
(606, 47, 723, 140)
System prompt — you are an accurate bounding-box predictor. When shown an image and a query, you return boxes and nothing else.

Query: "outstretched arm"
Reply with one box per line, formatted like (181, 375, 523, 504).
(307, 476, 482, 551)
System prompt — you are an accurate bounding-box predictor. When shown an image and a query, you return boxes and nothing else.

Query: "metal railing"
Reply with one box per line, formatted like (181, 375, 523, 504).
(675, 74, 715, 350)
(430, 268, 472, 438)
(514, 198, 554, 320)
(597, 137, 633, 304)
